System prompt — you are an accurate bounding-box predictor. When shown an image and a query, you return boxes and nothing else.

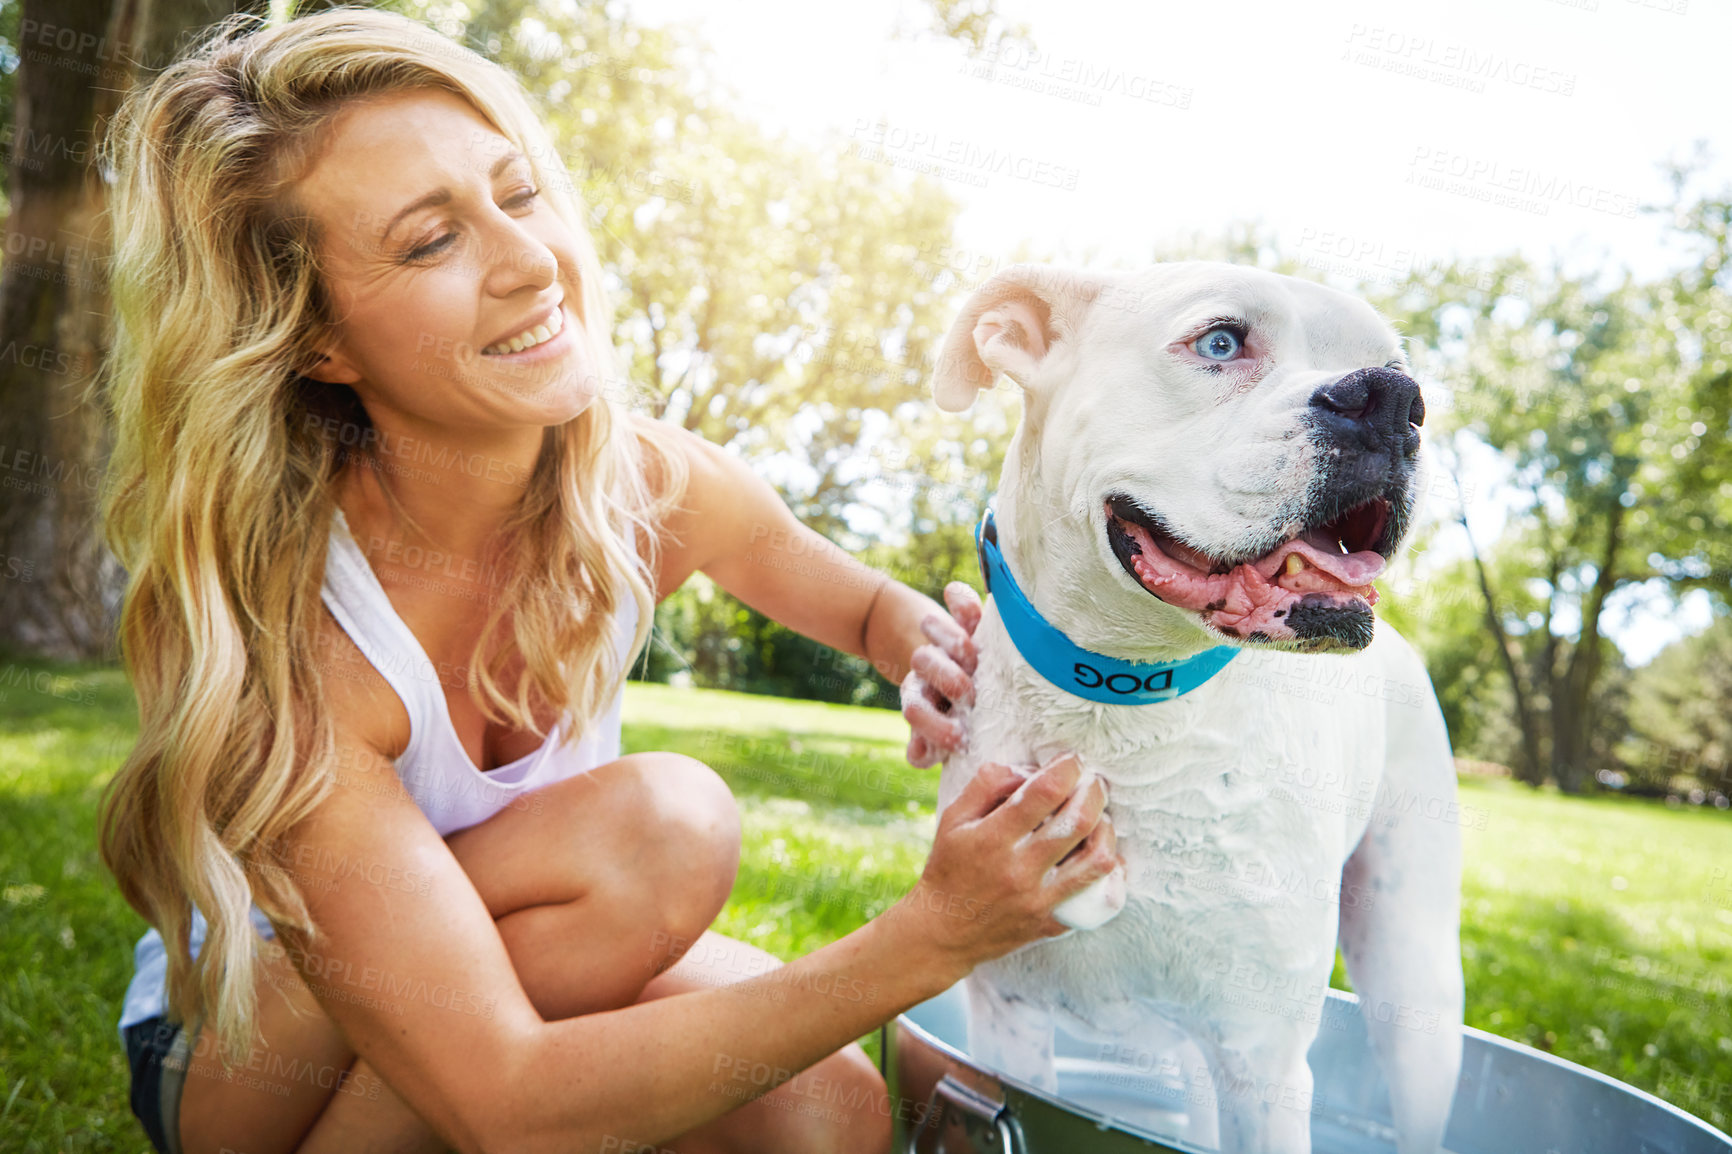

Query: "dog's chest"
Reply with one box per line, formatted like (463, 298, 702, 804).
(943, 606, 1389, 1025)
(945, 608, 1387, 840)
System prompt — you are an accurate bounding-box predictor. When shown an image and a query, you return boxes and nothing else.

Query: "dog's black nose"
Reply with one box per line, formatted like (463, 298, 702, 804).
(1308, 367, 1424, 457)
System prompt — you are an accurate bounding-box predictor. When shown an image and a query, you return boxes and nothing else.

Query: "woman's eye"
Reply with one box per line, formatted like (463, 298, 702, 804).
(406, 233, 455, 262)
(1194, 328, 1242, 361)
(401, 188, 538, 263)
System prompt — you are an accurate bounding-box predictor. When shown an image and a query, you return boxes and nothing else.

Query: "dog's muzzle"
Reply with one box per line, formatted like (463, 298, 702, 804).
(1104, 368, 1424, 653)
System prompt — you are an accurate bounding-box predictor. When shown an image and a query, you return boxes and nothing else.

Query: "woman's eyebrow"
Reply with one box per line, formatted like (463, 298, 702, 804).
(382, 147, 529, 244)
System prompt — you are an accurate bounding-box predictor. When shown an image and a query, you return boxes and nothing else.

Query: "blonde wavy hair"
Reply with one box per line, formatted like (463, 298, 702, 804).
(95, 4, 690, 1062)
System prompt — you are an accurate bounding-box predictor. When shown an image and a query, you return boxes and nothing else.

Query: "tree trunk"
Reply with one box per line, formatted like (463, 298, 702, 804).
(0, 0, 119, 659)
(1549, 495, 1626, 794)
(1449, 455, 1547, 784)
(0, 0, 262, 660)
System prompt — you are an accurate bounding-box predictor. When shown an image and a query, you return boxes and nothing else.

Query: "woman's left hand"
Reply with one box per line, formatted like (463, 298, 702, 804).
(902, 581, 983, 768)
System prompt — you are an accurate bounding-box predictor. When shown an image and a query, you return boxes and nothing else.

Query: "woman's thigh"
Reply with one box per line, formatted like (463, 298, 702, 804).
(641, 932, 892, 1154)
(178, 751, 741, 1154)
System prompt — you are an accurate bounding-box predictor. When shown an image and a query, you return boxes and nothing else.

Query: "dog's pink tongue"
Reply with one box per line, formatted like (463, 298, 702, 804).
(1116, 518, 1383, 638)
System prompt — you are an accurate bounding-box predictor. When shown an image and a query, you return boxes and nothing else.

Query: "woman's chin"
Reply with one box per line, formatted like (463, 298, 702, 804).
(482, 354, 600, 410)
(533, 370, 605, 425)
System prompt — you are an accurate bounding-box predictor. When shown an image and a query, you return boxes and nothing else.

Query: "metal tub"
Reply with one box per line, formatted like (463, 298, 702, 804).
(881, 984, 1732, 1153)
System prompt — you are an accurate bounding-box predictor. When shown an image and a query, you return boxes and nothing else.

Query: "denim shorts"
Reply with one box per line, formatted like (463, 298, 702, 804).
(123, 1015, 197, 1154)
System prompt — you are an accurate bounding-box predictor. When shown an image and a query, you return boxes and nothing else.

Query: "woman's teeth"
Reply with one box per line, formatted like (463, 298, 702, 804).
(482, 305, 564, 356)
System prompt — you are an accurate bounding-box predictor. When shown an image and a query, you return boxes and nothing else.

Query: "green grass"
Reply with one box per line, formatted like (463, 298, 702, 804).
(0, 661, 148, 1151)
(1, 665, 1728, 1150)
(1451, 775, 1732, 1126)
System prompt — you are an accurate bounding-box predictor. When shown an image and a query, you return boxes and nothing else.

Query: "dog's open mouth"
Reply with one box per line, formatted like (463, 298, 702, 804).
(1105, 493, 1391, 646)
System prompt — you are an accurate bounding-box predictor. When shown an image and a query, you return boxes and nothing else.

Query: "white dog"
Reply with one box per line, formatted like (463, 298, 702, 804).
(932, 262, 1464, 1154)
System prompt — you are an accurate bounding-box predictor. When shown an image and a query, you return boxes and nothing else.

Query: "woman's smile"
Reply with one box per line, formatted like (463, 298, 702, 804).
(480, 297, 572, 360)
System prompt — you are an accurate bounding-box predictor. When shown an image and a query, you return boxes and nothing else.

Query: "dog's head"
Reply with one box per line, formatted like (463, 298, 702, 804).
(934, 260, 1424, 655)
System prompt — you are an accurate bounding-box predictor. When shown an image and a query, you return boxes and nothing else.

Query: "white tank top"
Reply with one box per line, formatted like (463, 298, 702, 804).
(117, 507, 641, 1038)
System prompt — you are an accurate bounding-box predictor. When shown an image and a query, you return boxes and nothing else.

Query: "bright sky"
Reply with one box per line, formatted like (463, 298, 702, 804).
(623, 0, 1727, 664)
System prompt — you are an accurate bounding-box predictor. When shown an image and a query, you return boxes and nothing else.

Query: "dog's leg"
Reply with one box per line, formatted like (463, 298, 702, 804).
(1338, 634, 1465, 1154)
(1198, 1025, 1315, 1154)
(965, 974, 1058, 1093)
(1170, 1033, 1222, 1151)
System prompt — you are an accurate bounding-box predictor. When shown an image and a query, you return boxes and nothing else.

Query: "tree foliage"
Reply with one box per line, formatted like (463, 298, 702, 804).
(1366, 168, 1731, 792)
(1621, 609, 1732, 797)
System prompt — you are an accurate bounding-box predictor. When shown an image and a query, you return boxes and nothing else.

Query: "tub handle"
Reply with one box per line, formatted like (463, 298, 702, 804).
(912, 1074, 1021, 1154)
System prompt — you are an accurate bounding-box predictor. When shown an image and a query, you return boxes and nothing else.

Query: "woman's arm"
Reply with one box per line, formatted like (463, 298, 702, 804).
(654, 421, 988, 760)
(658, 419, 949, 685)
(280, 735, 1116, 1154)
(862, 574, 973, 689)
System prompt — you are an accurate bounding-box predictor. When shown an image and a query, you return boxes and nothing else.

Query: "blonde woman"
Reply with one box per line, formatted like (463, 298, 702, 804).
(94, 8, 1117, 1153)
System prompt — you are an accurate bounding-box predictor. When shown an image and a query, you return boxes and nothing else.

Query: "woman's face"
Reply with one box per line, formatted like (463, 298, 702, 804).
(295, 87, 598, 436)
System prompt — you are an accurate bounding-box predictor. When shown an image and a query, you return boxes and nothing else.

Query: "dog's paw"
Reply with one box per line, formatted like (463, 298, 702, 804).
(1053, 865, 1127, 931)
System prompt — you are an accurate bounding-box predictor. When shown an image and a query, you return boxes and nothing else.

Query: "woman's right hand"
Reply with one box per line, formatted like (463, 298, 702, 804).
(891, 752, 1119, 976)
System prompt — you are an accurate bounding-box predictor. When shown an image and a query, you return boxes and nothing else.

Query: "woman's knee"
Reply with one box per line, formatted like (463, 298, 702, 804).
(617, 753, 741, 946)
(446, 751, 738, 917)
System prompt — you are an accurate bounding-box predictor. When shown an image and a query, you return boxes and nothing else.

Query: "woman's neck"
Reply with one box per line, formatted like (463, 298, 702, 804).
(335, 459, 521, 581)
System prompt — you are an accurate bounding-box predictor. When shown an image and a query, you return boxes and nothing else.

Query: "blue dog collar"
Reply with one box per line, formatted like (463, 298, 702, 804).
(974, 504, 1238, 704)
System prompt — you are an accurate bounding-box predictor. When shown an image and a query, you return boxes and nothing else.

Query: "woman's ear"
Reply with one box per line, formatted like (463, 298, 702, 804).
(303, 347, 362, 386)
(931, 263, 1106, 413)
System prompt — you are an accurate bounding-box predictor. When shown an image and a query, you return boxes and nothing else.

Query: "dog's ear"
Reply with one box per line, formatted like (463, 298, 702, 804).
(932, 263, 1103, 413)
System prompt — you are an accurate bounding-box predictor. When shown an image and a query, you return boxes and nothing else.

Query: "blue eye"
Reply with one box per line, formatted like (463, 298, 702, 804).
(1194, 328, 1242, 361)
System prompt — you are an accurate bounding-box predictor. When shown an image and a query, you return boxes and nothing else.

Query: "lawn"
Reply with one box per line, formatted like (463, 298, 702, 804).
(1, 661, 1728, 1149)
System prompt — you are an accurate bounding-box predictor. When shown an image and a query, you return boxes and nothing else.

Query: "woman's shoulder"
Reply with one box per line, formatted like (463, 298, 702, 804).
(621, 414, 730, 599)
(310, 606, 414, 764)
(627, 412, 743, 507)
(625, 411, 703, 496)
(622, 413, 715, 532)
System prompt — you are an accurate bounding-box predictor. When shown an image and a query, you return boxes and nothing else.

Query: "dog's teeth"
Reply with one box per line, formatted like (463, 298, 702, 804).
(1284, 554, 1305, 577)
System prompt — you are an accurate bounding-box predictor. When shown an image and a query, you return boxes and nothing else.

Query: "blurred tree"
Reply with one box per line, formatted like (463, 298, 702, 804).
(1374, 526, 1517, 766)
(0, 0, 19, 210)
(1368, 215, 1729, 791)
(0, 0, 270, 660)
(1151, 219, 1300, 273)
(370, 0, 1027, 702)
(896, 0, 1030, 52)
(1620, 609, 1732, 796)
(1647, 154, 1732, 601)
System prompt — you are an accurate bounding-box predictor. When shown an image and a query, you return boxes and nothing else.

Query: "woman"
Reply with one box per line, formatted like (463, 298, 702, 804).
(95, 8, 1117, 1153)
